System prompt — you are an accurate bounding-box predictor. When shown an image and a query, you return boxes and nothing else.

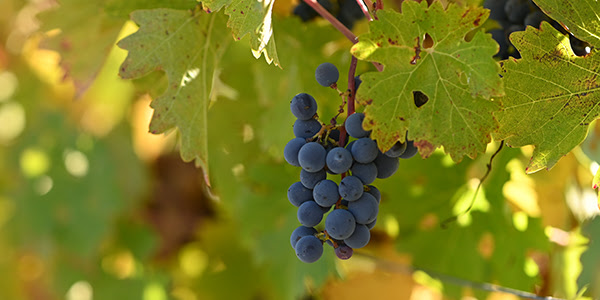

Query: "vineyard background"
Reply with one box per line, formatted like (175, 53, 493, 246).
(0, 0, 599, 299)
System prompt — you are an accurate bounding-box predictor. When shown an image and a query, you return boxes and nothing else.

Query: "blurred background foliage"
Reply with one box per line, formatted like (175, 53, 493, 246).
(0, 0, 599, 299)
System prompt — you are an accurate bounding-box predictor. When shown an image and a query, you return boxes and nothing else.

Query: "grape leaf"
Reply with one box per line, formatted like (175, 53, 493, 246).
(534, 0, 600, 48)
(350, 2, 503, 161)
(118, 9, 230, 172)
(202, 0, 280, 66)
(493, 22, 600, 173)
(39, 0, 198, 97)
(39, 1, 125, 97)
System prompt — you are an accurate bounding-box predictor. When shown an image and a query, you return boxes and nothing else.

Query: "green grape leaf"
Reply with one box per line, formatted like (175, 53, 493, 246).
(493, 22, 600, 173)
(383, 148, 549, 296)
(118, 9, 230, 172)
(202, 0, 280, 66)
(39, 0, 198, 97)
(39, 1, 125, 97)
(534, 0, 600, 48)
(351, 2, 503, 161)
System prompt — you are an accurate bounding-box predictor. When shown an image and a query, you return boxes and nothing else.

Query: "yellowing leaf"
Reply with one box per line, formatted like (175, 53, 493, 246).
(534, 0, 600, 48)
(39, 0, 198, 97)
(350, 2, 503, 161)
(118, 9, 230, 172)
(493, 22, 600, 173)
(203, 0, 280, 66)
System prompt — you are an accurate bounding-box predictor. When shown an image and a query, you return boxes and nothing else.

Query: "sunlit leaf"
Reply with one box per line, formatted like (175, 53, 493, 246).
(493, 22, 600, 173)
(351, 2, 503, 161)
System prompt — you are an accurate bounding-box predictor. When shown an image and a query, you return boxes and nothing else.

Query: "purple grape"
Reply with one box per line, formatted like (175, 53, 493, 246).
(290, 93, 318, 120)
(297, 201, 324, 227)
(335, 244, 353, 260)
(325, 209, 356, 240)
(350, 162, 377, 184)
(374, 152, 399, 179)
(400, 140, 418, 159)
(313, 179, 340, 207)
(345, 112, 370, 138)
(339, 175, 364, 201)
(293, 119, 322, 139)
(326, 147, 353, 174)
(295, 235, 323, 263)
(298, 142, 326, 172)
(315, 62, 339, 87)
(351, 138, 378, 163)
(287, 182, 313, 207)
(300, 168, 326, 189)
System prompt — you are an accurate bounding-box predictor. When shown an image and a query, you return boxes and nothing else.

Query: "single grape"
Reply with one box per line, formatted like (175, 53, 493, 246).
(295, 235, 323, 263)
(297, 201, 324, 227)
(313, 179, 340, 207)
(326, 147, 353, 174)
(351, 137, 378, 163)
(290, 226, 318, 248)
(345, 112, 370, 138)
(300, 169, 327, 189)
(315, 62, 339, 87)
(290, 93, 318, 120)
(298, 142, 327, 172)
(338, 175, 364, 201)
(365, 185, 381, 204)
(284, 137, 307, 167)
(384, 141, 407, 158)
(347, 193, 378, 224)
(334, 244, 353, 260)
(399, 140, 418, 159)
(287, 182, 313, 207)
(344, 224, 370, 249)
(374, 152, 399, 179)
(325, 209, 356, 240)
(293, 119, 322, 139)
(350, 162, 377, 184)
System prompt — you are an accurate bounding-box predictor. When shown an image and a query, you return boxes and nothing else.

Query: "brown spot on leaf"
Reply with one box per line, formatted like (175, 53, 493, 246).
(411, 36, 421, 65)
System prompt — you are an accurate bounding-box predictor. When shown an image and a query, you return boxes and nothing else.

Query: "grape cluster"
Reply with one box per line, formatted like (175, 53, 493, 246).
(286, 63, 418, 263)
(485, 0, 591, 59)
(293, 0, 366, 30)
